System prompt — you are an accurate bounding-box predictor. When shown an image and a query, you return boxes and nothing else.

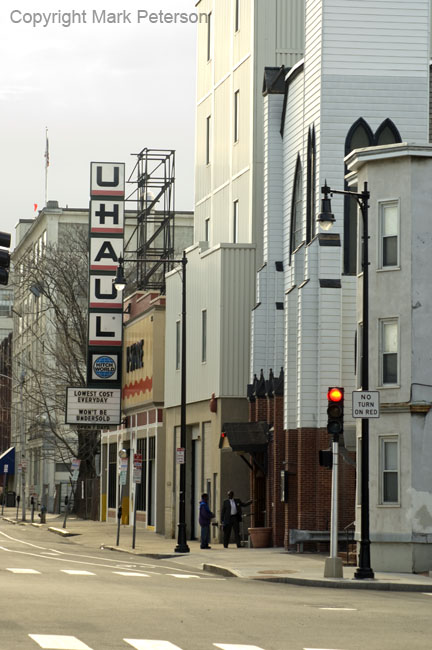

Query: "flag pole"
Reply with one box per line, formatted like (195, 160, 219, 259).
(44, 127, 49, 206)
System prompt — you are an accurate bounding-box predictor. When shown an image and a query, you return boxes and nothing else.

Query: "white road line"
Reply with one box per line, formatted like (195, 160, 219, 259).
(113, 572, 150, 577)
(124, 641, 183, 650)
(29, 635, 93, 649)
(319, 607, 357, 611)
(214, 645, 265, 650)
(303, 648, 346, 650)
(6, 568, 41, 574)
(167, 574, 201, 579)
(60, 570, 95, 576)
(423, 592, 432, 596)
(0, 530, 48, 550)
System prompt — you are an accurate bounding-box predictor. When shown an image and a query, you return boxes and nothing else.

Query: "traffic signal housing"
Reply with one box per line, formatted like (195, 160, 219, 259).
(327, 386, 344, 436)
(319, 449, 333, 469)
(0, 231, 11, 286)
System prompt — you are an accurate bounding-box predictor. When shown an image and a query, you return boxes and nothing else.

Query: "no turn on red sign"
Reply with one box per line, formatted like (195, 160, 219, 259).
(352, 391, 380, 418)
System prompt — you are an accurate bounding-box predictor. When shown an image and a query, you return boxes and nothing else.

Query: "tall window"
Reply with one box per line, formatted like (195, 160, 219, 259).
(175, 320, 181, 370)
(233, 200, 239, 243)
(206, 115, 211, 165)
(306, 126, 316, 243)
(205, 218, 210, 242)
(207, 12, 212, 61)
(380, 318, 398, 385)
(290, 156, 303, 256)
(234, 90, 240, 143)
(201, 309, 207, 363)
(375, 118, 401, 146)
(379, 201, 399, 268)
(235, 0, 240, 31)
(380, 437, 399, 504)
(344, 119, 374, 274)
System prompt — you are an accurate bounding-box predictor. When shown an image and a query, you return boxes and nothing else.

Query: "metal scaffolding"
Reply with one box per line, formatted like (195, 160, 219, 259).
(126, 148, 175, 293)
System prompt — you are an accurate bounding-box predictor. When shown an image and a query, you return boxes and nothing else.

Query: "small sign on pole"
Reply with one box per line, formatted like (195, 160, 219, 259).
(176, 448, 185, 464)
(352, 391, 380, 418)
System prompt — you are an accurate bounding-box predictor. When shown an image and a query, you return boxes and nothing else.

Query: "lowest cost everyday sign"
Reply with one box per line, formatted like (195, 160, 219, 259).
(66, 388, 121, 425)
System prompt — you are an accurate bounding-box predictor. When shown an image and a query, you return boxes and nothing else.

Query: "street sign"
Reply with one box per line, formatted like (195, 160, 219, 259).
(3, 464, 8, 474)
(120, 471, 127, 486)
(66, 387, 122, 425)
(352, 391, 380, 418)
(133, 469, 141, 484)
(176, 447, 185, 464)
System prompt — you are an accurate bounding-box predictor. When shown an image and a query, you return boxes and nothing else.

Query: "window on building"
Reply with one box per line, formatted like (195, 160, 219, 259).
(380, 436, 399, 504)
(205, 218, 210, 242)
(380, 318, 398, 385)
(201, 309, 207, 363)
(375, 118, 401, 146)
(290, 156, 303, 256)
(233, 200, 239, 243)
(207, 12, 212, 61)
(379, 201, 399, 268)
(175, 320, 181, 370)
(306, 126, 316, 243)
(206, 115, 211, 165)
(108, 443, 117, 508)
(136, 437, 147, 511)
(235, 0, 240, 31)
(234, 90, 240, 143)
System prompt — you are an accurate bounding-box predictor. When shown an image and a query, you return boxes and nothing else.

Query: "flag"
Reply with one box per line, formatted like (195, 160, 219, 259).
(45, 129, 49, 168)
(34, 204, 38, 212)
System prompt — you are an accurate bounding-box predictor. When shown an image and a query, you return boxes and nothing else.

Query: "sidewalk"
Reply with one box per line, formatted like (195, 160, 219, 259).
(2, 507, 432, 592)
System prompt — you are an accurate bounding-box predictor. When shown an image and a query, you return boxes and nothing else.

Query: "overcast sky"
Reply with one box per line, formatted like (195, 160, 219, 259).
(0, 0, 198, 245)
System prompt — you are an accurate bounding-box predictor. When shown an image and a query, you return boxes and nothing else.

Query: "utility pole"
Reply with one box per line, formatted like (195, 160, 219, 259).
(20, 368, 26, 522)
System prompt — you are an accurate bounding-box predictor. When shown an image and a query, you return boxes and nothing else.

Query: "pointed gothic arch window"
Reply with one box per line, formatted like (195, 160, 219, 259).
(375, 118, 402, 146)
(306, 126, 316, 244)
(290, 155, 303, 257)
(344, 119, 374, 274)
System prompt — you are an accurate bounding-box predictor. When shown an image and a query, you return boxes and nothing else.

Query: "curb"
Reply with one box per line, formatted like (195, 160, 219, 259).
(48, 527, 79, 538)
(202, 563, 241, 578)
(101, 544, 185, 560)
(249, 575, 432, 592)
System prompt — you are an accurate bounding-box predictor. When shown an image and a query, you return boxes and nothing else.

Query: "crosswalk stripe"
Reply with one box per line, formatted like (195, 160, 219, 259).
(29, 635, 92, 649)
(7, 568, 41, 574)
(124, 641, 183, 650)
(113, 572, 150, 577)
(213, 645, 266, 650)
(60, 570, 95, 576)
(167, 574, 201, 579)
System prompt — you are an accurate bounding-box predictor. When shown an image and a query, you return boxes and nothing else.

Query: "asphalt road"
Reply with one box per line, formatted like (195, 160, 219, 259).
(0, 520, 430, 650)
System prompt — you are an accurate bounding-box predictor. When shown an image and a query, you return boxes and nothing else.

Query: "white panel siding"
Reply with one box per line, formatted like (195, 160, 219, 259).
(322, 0, 429, 77)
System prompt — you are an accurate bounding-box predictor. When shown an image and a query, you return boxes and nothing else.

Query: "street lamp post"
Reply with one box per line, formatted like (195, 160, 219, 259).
(114, 252, 190, 553)
(318, 181, 374, 580)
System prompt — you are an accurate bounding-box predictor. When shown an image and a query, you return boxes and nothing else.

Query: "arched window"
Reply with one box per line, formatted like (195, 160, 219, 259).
(306, 126, 316, 244)
(344, 119, 374, 274)
(375, 118, 401, 146)
(290, 156, 303, 257)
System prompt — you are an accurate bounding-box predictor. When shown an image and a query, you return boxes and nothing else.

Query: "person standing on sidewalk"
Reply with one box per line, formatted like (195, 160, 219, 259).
(199, 493, 214, 549)
(221, 490, 252, 548)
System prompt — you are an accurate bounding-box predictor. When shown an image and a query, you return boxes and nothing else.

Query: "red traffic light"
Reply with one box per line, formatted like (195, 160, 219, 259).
(327, 387, 343, 402)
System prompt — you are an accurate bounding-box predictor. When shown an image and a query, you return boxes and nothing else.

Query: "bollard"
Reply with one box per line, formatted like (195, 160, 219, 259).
(116, 505, 122, 546)
(63, 496, 69, 529)
(31, 497, 35, 523)
(16, 494, 20, 520)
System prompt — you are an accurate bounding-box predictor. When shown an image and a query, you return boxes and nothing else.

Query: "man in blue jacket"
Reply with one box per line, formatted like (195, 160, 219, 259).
(199, 493, 214, 549)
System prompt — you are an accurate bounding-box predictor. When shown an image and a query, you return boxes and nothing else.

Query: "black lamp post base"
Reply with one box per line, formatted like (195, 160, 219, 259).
(174, 522, 190, 553)
(354, 566, 375, 580)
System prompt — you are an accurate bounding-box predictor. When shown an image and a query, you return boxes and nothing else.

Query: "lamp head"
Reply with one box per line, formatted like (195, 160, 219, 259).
(317, 181, 336, 231)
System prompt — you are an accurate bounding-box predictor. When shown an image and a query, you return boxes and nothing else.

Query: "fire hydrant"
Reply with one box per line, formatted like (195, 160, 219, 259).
(39, 505, 47, 524)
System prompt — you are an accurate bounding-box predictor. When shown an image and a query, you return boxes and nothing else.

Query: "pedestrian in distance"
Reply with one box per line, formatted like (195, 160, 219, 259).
(199, 493, 214, 549)
(221, 490, 252, 548)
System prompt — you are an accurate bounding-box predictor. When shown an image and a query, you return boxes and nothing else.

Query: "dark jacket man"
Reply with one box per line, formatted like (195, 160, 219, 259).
(221, 490, 252, 548)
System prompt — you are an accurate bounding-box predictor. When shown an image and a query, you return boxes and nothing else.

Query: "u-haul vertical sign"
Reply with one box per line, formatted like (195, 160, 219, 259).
(87, 162, 125, 388)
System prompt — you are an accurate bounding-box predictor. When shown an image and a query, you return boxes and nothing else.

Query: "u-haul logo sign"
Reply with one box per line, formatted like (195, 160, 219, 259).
(87, 162, 125, 389)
